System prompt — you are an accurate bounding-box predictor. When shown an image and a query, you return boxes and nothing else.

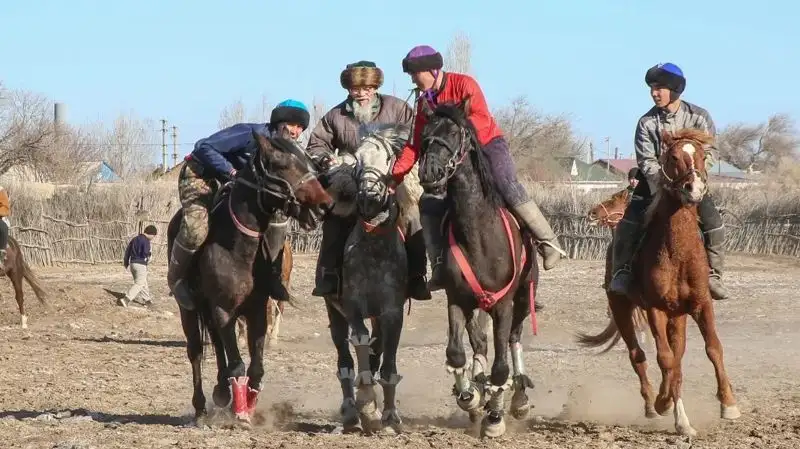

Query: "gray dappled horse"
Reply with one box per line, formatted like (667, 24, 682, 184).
(417, 99, 540, 438)
(320, 123, 425, 433)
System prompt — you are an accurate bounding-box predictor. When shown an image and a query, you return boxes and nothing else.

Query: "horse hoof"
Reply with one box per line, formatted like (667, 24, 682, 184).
(381, 409, 403, 434)
(20, 315, 27, 329)
(721, 404, 741, 420)
(212, 384, 231, 408)
(456, 390, 482, 413)
(194, 409, 208, 427)
(511, 403, 530, 420)
(655, 398, 673, 416)
(481, 413, 506, 438)
(359, 410, 383, 434)
(645, 406, 658, 419)
(676, 423, 697, 437)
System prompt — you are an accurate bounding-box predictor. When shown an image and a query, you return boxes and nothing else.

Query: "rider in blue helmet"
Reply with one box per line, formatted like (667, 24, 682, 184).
(607, 63, 730, 300)
(168, 99, 311, 312)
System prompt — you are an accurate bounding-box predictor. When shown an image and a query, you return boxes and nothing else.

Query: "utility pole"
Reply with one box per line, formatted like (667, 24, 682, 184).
(161, 119, 168, 173)
(604, 137, 611, 175)
(588, 141, 594, 163)
(172, 125, 178, 169)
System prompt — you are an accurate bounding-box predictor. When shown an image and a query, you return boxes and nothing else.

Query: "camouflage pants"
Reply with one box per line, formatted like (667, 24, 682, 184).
(176, 160, 219, 251)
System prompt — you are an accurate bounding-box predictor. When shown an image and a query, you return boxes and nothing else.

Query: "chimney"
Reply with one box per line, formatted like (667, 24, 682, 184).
(54, 102, 67, 141)
(614, 146, 619, 159)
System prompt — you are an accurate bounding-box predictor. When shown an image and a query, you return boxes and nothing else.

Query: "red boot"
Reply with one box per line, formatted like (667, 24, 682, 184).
(229, 376, 250, 421)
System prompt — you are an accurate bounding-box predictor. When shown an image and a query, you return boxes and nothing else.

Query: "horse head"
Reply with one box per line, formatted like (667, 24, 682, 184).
(658, 129, 713, 205)
(353, 123, 411, 226)
(240, 131, 332, 230)
(417, 97, 475, 193)
(587, 188, 630, 228)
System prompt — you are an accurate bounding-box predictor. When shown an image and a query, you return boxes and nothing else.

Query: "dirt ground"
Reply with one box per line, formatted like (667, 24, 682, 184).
(0, 253, 797, 449)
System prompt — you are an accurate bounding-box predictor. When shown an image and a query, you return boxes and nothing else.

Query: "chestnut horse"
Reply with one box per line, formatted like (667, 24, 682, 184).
(0, 236, 49, 328)
(587, 189, 649, 345)
(577, 129, 740, 436)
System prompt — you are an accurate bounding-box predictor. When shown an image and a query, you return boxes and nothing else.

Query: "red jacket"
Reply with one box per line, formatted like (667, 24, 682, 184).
(391, 72, 503, 182)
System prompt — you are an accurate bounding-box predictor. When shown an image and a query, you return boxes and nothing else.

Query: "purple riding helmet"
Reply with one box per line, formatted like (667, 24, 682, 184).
(402, 45, 445, 107)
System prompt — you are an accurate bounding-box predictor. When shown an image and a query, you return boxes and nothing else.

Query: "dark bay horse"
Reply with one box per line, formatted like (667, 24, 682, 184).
(417, 99, 539, 438)
(578, 129, 741, 436)
(166, 133, 331, 425)
(320, 124, 420, 434)
(0, 236, 48, 328)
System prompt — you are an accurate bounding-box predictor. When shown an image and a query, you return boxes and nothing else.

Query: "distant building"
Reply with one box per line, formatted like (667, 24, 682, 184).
(76, 161, 123, 183)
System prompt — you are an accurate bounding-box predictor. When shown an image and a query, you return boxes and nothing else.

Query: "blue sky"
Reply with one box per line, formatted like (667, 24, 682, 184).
(2, 0, 797, 166)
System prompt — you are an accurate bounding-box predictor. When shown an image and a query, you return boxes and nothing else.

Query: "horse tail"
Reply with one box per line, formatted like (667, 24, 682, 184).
(13, 240, 48, 305)
(575, 316, 622, 354)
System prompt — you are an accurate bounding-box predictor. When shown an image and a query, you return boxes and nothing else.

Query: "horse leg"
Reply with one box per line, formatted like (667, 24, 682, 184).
(466, 309, 489, 401)
(267, 299, 283, 345)
(243, 302, 268, 423)
(482, 301, 514, 439)
(692, 301, 740, 420)
(667, 315, 695, 436)
(215, 312, 247, 424)
(179, 307, 207, 422)
(446, 300, 482, 420)
(647, 308, 676, 416)
(508, 291, 535, 420)
(376, 308, 404, 433)
(369, 317, 383, 378)
(609, 293, 656, 418)
(325, 299, 359, 432)
(9, 270, 26, 329)
(349, 316, 382, 434)
(209, 323, 231, 409)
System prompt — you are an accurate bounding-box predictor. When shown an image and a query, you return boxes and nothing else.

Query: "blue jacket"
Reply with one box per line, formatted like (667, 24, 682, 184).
(124, 234, 151, 267)
(191, 123, 272, 177)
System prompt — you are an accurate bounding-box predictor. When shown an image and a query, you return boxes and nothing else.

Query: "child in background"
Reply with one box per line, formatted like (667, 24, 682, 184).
(121, 225, 157, 307)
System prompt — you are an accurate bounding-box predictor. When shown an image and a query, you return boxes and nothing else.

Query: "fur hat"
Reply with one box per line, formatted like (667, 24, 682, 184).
(645, 63, 686, 94)
(340, 60, 384, 90)
(270, 99, 310, 130)
(402, 45, 444, 74)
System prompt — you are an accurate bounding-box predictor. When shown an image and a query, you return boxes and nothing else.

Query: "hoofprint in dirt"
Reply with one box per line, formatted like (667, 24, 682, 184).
(0, 254, 797, 448)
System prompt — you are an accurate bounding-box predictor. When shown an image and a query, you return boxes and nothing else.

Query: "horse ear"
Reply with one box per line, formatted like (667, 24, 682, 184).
(253, 130, 276, 158)
(460, 96, 472, 115)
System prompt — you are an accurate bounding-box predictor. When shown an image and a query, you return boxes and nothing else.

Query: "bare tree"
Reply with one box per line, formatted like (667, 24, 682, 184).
(37, 122, 106, 183)
(494, 95, 587, 179)
(0, 87, 53, 176)
(102, 111, 160, 180)
(217, 95, 273, 130)
(444, 31, 472, 74)
(717, 113, 799, 172)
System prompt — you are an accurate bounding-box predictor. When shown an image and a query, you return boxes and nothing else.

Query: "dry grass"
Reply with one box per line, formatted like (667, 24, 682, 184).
(3, 179, 799, 266)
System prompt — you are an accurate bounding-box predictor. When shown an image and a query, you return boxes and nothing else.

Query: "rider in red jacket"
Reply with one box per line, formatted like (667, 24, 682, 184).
(391, 45, 566, 294)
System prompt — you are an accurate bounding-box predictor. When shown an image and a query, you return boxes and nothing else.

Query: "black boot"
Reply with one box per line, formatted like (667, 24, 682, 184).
(420, 195, 447, 292)
(404, 229, 432, 300)
(312, 217, 348, 297)
(607, 218, 645, 297)
(268, 247, 291, 302)
(168, 242, 197, 311)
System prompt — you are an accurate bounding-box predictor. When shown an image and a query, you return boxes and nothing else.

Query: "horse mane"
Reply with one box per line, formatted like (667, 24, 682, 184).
(661, 128, 714, 152)
(432, 103, 504, 209)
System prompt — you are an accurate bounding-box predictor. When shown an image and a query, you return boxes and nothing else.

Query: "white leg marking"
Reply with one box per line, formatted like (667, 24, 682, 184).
(20, 315, 28, 329)
(674, 398, 697, 436)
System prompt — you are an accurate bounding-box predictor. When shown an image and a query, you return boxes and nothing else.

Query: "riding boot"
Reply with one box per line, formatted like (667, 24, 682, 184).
(404, 228, 432, 300)
(268, 247, 291, 302)
(607, 218, 645, 297)
(168, 241, 197, 311)
(312, 218, 346, 297)
(704, 226, 730, 300)
(420, 195, 447, 292)
(511, 200, 567, 270)
(264, 215, 291, 302)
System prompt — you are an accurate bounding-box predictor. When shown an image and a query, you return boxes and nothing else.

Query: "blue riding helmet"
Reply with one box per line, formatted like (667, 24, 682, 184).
(645, 63, 686, 94)
(271, 99, 310, 130)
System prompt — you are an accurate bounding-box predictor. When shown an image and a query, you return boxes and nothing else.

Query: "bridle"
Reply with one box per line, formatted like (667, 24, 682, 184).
(354, 132, 399, 219)
(227, 146, 319, 239)
(658, 140, 708, 198)
(418, 114, 472, 190)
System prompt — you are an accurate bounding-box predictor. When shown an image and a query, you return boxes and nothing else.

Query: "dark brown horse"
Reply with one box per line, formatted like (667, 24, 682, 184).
(578, 129, 741, 436)
(417, 99, 539, 438)
(237, 239, 292, 346)
(167, 133, 331, 426)
(0, 236, 48, 328)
